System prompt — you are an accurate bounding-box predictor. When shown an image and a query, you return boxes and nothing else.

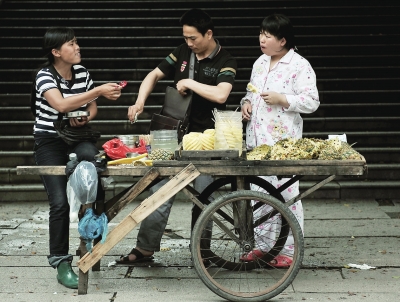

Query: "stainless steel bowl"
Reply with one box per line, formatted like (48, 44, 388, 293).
(126, 152, 140, 158)
(65, 111, 90, 118)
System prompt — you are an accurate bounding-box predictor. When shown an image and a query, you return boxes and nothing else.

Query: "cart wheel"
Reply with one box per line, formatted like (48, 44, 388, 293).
(191, 190, 304, 302)
(192, 176, 285, 230)
(192, 176, 287, 270)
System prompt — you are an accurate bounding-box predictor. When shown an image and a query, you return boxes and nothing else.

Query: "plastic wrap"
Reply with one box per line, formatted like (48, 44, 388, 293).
(67, 161, 98, 222)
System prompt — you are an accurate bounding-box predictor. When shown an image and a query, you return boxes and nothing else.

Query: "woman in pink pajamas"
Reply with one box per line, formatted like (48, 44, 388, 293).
(240, 14, 319, 267)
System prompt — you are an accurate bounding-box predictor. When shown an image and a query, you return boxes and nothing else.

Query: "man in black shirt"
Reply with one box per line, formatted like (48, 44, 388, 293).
(119, 8, 237, 264)
(127, 9, 237, 131)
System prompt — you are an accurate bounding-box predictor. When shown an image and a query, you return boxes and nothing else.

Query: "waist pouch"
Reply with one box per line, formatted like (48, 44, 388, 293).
(53, 120, 101, 145)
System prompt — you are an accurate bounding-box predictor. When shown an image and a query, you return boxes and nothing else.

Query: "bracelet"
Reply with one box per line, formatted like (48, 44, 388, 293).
(240, 99, 251, 106)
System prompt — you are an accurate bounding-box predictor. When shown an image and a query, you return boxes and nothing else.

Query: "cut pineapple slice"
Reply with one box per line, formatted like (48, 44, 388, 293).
(247, 83, 258, 93)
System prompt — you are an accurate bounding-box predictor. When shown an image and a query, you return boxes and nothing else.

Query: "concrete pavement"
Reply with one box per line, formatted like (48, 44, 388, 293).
(0, 197, 399, 302)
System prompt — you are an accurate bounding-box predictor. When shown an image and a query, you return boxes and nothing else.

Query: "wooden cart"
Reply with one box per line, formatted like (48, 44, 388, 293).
(17, 154, 367, 301)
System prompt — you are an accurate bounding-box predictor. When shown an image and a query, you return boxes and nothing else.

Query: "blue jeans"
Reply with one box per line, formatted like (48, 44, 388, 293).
(136, 174, 214, 251)
(33, 137, 104, 268)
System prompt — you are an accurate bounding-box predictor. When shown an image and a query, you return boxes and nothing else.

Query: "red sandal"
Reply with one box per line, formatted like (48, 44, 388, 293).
(268, 255, 292, 268)
(240, 249, 264, 262)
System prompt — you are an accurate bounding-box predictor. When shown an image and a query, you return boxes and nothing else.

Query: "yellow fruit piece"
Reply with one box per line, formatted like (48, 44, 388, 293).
(107, 153, 148, 165)
(247, 83, 258, 93)
(203, 129, 215, 136)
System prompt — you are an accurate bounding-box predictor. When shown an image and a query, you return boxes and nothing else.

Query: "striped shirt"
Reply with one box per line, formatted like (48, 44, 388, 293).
(33, 64, 95, 136)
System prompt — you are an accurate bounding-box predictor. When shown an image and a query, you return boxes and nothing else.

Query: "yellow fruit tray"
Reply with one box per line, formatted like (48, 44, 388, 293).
(107, 153, 152, 166)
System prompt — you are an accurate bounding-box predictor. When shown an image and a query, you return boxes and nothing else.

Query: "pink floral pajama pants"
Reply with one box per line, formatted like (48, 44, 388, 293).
(251, 175, 304, 257)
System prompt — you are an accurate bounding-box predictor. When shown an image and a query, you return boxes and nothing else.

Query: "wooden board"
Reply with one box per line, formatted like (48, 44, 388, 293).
(175, 148, 240, 160)
(77, 163, 200, 273)
(16, 155, 367, 177)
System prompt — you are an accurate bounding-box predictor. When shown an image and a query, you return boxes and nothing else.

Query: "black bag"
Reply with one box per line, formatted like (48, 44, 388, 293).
(149, 86, 192, 141)
(148, 52, 195, 141)
(54, 119, 101, 146)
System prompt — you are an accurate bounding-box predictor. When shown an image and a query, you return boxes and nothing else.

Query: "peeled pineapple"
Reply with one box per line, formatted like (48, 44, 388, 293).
(247, 82, 258, 93)
(215, 122, 242, 150)
(201, 133, 214, 150)
(182, 132, 202, 150)
(182, 130, 215, 150)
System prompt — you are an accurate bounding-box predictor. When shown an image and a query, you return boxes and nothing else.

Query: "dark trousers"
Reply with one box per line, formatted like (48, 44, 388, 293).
(34, 137, 104, 266)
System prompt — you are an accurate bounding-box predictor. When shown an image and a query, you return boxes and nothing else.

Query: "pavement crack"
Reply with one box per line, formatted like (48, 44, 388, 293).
(109, 292, 117, 301)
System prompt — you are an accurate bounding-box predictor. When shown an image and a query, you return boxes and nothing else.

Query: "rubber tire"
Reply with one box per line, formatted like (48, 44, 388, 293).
(191, 190, 304, 302)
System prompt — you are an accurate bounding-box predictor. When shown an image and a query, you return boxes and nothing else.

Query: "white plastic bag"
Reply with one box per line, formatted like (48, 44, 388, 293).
(67, 161, 98, 222)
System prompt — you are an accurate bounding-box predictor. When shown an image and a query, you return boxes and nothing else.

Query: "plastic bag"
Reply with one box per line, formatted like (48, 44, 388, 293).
(78, 208, 108, 253)
(102, 138, 147, 160)
(67, 161, 98, 222)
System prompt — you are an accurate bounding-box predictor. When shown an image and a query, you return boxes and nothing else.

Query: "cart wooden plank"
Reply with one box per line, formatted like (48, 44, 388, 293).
(76, 163, 200, 273)
(16, 156, 367, 177)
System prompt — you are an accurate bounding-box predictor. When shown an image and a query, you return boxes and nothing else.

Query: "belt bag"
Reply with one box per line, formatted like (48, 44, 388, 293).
(54, 120, 101, 145)
(149, 86, 192, 141)
(148, 51, 195, 141)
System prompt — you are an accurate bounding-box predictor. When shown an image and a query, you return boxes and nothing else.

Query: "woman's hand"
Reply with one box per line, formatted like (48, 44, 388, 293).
(69, 116, 88, 127)
(99, 83, 123, 101)
(260, 91, 289, 108)
(241, 102, 252, 121)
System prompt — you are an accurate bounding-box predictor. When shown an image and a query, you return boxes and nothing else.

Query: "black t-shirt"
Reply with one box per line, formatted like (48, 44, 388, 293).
(157, 40, 237, 132)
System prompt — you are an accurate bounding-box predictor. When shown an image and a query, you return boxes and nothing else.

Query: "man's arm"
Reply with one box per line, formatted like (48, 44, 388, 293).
(176, 79, 232, 104)
(127, 67, 166, 122)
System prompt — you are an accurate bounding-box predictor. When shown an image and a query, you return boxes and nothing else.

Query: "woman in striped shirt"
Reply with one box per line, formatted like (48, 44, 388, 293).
(33, 27, 122, 289)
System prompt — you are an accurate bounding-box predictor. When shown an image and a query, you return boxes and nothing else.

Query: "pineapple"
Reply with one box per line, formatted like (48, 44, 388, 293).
(338, 142, 362, 160)
(317, 138, 338, 160)
(148, 148, 174, 161)
(292, 138, 324, 159)
(318, 138, 362, 160)
(247, 82, 258, 93)
(270, 138, 296, 160)
(247, 144, 272, 160)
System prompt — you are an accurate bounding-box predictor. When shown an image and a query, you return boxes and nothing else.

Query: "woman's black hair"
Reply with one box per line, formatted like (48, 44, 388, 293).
(260, 14, 295, 50)
(41, 27, 75, 67)
(179, 8, 214, 36)
(32, 27, 75, 86)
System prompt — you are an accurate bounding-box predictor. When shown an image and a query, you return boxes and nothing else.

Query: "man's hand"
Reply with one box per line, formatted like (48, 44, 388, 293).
(128, 103, 143, 123)
(176, 79, 193, 95)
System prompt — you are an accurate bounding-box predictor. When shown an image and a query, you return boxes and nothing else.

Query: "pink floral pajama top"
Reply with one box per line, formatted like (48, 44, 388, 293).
(242, 49, 320, 149)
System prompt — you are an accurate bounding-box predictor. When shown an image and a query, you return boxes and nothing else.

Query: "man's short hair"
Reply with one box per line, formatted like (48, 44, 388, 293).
(180, 8, 214, 36)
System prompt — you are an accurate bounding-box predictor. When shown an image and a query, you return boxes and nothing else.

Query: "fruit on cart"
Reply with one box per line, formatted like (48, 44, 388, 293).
(148, 148, 174, 160)
(339, 142, 362, 160)
(247, 82, 258, 93)
(182, 130, 216, 150)
(204, 129, 215, 136)
(246, 144, 272, 160)
(319, 138, 362, 160)
(269, 138, 294, 160)
(215, 123, 242, 149)
(201, 133, 214, 150)
(291, 138, 324, 160)
(182, 132, 202, 150)
(257, 137, 362, 160)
